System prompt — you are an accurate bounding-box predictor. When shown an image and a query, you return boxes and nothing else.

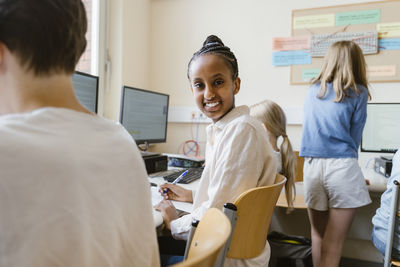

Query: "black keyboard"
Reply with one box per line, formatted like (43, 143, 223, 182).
(163, 168, 204, 184)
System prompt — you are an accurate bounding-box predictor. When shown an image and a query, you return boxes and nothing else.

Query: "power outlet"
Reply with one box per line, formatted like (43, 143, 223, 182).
(168, 106, 212, 123)
(191, 110, 209, 122)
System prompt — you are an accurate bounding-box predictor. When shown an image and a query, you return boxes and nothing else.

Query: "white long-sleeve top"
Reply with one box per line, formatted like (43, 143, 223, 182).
(171, 105, 277, 266)
(0, 108, 160, 267)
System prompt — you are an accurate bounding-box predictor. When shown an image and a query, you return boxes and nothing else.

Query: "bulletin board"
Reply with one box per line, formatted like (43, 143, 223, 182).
(290, 0, 400, 85)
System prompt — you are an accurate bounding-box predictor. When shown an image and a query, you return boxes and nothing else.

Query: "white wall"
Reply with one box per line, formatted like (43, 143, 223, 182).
(104, 0, 151, 120)
(148, 0, 399, 157)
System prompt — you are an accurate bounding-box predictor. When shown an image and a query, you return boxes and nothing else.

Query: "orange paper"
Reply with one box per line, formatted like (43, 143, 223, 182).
(273, 36, 310, 51)
(367, 65, 396, 77)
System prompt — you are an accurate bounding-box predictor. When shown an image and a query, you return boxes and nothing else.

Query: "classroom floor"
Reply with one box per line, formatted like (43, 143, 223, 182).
(340, 257, 381, 267)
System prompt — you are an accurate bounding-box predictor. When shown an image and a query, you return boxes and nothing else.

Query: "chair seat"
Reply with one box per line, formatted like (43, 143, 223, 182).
(391, 260, 400, 266)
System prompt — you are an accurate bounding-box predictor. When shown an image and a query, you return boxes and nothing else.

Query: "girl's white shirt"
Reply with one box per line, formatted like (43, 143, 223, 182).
(171, 105, 277, 267)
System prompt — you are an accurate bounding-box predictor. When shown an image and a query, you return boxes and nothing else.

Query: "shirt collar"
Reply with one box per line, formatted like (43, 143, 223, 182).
(211, 105, 249, 131)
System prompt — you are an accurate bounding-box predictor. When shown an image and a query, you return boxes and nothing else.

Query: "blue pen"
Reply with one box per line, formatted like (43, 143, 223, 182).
(163, 170, 189, 194)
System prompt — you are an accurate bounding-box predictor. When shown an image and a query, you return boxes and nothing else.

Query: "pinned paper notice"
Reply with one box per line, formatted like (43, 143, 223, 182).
(336, 9, 380, 26)
(378, 22, 400, 38)
(378, 38, 400, 50)
(273, 36, 310, 51)
(272, 51, 312, 66)
(302, 68, 320, 81)
(293, 14, 334, 29)
(367, 65, 396, 77)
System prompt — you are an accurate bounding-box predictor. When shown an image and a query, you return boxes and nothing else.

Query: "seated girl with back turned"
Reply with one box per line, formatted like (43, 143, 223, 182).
(155, 35, 277, 266)
(250, 99, 296, 212)
(372, 150, 400, 260)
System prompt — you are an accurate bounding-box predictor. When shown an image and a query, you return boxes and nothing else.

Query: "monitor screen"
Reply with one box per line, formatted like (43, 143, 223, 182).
(361, 103, 400, 153)
(72, 71, 99, 113)
(120, 86, 169, 145)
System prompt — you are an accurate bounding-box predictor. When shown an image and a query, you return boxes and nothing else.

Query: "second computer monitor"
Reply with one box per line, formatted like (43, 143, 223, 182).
(361, 103, 400, 153)
(72, 71, 99, 113)
(120, 86, 169, 145)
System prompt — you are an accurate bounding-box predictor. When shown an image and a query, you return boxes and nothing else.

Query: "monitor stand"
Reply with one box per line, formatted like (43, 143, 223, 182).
(138, 141, 150, 152)
(138, 142, 160, 157)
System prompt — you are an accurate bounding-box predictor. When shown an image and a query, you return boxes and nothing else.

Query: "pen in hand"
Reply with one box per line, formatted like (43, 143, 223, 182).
(163, 170, 189, 194)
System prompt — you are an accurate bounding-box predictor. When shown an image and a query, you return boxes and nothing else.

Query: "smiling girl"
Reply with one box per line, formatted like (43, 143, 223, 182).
(155, 35, 277, 266)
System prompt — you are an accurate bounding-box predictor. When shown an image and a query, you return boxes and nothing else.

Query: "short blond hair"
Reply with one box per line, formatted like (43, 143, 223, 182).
(250, 100, 296, 213)
(312, 40, 371, 102)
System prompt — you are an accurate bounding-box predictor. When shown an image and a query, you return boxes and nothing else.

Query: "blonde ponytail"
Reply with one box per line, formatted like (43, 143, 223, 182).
(250, 99, 297, 213)
(280, 135, 296, 213)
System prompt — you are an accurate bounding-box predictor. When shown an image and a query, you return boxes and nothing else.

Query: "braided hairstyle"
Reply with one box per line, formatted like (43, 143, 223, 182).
(187, 35, 238, 81)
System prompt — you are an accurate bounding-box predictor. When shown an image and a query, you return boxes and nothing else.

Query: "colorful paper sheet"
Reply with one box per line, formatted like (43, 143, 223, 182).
(293, 14, 335, 29)
(367, 65, 396, 77)
(272, 51, 312, 66)
(302, 68, 320, 81)
(378, 22, 400, 38)
(336, 9, 380, 26)
(378, 38, 400, 50)
(272, 36, 310, 51)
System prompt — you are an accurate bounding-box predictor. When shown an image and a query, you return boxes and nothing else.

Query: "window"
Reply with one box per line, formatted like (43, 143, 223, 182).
(76, 0, 99, 75)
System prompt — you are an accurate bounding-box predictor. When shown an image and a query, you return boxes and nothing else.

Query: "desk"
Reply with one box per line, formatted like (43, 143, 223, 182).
(271, 167, 389, 263)
(276, 166, 388, 209)
(149, 175, 199, 227)
(276, 182, 307, 209)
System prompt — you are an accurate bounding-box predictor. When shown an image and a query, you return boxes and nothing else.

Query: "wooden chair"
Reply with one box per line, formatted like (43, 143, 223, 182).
(215, 173, 287, 266)
(384, 179, 400, 267)
(295, 151, 304, 182)
(171, 208, 231, 267)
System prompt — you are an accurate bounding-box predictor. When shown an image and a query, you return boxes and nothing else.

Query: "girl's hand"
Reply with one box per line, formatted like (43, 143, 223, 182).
(154, 200, 178, 230)
(159, 183, 193, 203)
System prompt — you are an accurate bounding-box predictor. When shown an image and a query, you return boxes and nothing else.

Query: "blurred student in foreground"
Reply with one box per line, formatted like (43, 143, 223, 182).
(0, 1, 159, 266)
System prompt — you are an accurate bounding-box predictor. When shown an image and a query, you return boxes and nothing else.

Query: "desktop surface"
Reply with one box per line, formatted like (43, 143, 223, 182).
(276, 182, 307, 209)
(149, 170, 200, 228)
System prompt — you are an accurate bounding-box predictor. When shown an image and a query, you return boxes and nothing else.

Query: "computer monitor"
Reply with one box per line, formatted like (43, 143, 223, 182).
(72, 71, 99, 113)
(120, 86, 169, 147)
(361, 103, 400, 153)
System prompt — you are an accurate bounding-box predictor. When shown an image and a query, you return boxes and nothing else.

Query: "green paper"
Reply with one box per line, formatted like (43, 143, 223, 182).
(336, 9, 380, 26)
(302, 68, 320, 82)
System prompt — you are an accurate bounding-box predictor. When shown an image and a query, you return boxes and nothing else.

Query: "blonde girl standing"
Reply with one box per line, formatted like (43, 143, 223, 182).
(250, 99, 297, 212)
(300, 40, 372, 267)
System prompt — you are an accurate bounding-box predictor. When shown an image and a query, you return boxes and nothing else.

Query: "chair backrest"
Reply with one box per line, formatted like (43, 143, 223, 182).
(171, 208, 231, 267)
(295, 151, 304, 182)
(226, 173, 287, 259)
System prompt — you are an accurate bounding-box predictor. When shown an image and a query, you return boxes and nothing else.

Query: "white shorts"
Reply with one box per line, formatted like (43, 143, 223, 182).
(303, 157, 371, 211)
